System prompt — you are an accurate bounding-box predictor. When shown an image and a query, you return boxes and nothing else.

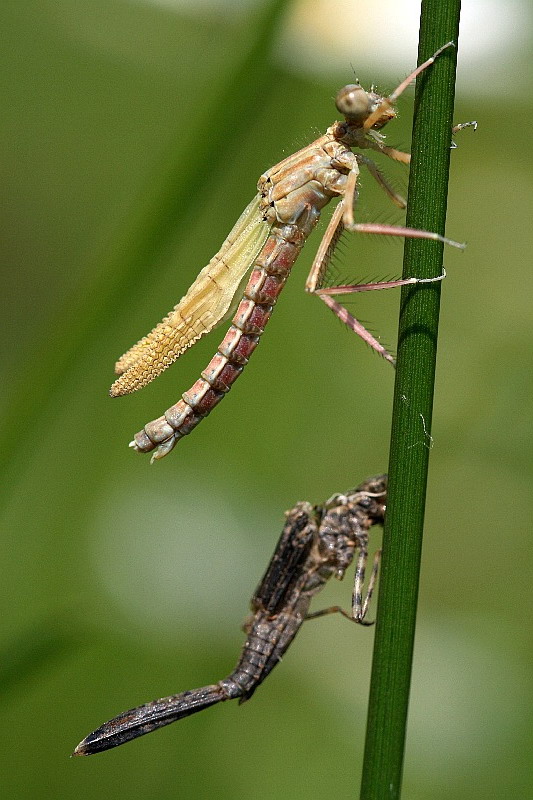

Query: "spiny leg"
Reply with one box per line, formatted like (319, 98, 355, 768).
(305, 545, 381, 626)
(364, 139, 411, 165)
(363, 42, 455, 132)
(306, 190, 453, 364)
(361, 42, 457, 164)
(369, 121, 475, 159)
(341, 165, 463, 246)
(305, 156, 414, 294)
(452, 120, 477, 135)
(306, 200, 397, 364)
(451, 120, 477, 149)
(305, 605, 355, 623)
(352, 545, 381, 623)
(357, 155, 407, 209)
(307, 139, 463, 361)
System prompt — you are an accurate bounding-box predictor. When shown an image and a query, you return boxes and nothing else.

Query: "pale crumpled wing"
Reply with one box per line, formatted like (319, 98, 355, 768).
(111, 195, 270, 397)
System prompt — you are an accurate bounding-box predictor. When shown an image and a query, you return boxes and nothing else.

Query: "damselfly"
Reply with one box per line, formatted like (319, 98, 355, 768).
(112, 44, 463, 461)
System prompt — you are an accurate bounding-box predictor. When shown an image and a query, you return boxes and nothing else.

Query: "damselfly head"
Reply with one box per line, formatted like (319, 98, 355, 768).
(336, 85, 396, 130)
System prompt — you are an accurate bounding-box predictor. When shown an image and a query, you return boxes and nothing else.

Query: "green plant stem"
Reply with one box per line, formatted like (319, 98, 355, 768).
(359, 2, 462, 798)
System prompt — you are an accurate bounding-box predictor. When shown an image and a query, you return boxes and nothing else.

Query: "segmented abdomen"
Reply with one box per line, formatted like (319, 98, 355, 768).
(131, 221, 309, 460)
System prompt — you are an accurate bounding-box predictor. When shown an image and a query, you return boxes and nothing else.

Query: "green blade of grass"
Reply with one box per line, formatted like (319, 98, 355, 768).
(0, 0, 290, 497)
(360, 2, 463, 798)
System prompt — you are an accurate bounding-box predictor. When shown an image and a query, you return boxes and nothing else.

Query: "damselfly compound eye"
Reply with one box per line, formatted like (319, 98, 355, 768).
(335, 85, 371, 123)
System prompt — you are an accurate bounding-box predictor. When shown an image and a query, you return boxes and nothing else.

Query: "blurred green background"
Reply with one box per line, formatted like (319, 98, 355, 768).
(2, 1, 532, 797)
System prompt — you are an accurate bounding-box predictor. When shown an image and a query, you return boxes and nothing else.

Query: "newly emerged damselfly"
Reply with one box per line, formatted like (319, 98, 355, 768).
(113, 44, 464, 461)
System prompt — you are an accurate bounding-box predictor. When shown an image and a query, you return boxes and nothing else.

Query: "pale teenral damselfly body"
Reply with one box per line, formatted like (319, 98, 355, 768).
(74, 475, 386, 755)
(112, 43, 464, 461)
